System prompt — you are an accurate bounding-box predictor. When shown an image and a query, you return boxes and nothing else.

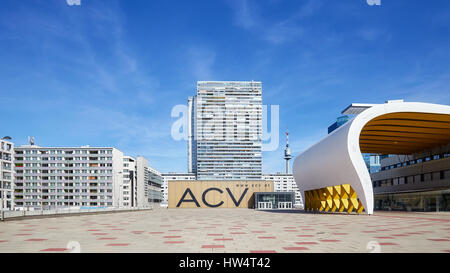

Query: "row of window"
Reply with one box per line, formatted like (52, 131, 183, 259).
(15, 182, 112, 187)
(373, 169, 449, 188)
(0, 152, 12, 161)
(18, 169, 112, 174)
(0, 142, 12, 151)
(17, 176, 113, 180)
(19, 189, 113, 193)
(16, 163, 113, 168)
(380, 152, 450, 171)
(16, 150, 112, 155)
(16, 157, 113, 161)
(19, 202, 113, 206)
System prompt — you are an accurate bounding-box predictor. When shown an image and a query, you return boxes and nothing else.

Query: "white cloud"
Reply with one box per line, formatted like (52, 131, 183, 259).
(295, 0, 323, 19)
(185, 46, 216, 80)
(263, 21, 304, 44)
(231, 0, 259, 30)
(227, 0, 321, 45)
(357, 28, 389, 41)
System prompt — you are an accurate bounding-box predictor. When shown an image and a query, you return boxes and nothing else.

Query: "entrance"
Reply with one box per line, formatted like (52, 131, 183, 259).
(278, 202, 293, 209)
(258, 202, 272, 210)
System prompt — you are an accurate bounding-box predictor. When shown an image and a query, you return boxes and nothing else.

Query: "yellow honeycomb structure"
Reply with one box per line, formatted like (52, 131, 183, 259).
(304, 184, 364, 214)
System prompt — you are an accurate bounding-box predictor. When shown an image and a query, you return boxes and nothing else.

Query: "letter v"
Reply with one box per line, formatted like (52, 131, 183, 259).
(226, 188, 248, 207)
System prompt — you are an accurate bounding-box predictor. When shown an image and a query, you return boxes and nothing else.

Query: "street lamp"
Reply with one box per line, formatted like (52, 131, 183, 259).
(0, 189, 3, 221)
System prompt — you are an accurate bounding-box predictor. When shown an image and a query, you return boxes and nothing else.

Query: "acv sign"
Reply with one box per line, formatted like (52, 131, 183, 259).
(177, 187, 249, 208)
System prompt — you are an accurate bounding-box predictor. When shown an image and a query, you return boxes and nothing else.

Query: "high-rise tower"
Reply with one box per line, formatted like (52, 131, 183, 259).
(188, 81, 263, 180)
(284, 128, 292, 174)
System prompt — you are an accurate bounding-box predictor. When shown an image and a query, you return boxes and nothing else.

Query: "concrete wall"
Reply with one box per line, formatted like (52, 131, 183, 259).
(112, 148, 124, 207)
(136, 156, 149, 207)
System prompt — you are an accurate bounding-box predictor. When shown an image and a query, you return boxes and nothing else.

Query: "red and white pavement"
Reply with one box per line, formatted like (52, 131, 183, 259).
(0, 208, 449, 253)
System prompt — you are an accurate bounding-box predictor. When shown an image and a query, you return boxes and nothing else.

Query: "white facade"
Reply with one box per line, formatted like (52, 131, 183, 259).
(136, 156, 163, 207)
(13, 146, 123, 209)
(121, 156, 136, 208)
(161, 173, 196, 203)
(0, 139, 14, 210)
(136, 156, 149, 207)
(188, 81, 263, 180)
(293, 101, 450, 215)
(262, 173, 303, 208)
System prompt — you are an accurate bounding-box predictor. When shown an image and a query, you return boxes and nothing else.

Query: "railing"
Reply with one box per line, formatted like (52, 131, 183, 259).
(0, 206, 153, 220)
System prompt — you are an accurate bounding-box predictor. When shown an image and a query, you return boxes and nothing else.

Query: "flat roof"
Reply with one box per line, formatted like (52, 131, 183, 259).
(254, 192, 295, 194)
(16, 146, 115, 149)
(341, 103, 378, 115)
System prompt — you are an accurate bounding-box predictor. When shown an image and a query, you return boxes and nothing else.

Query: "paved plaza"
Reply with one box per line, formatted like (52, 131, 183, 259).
(0, 208, 449, 253)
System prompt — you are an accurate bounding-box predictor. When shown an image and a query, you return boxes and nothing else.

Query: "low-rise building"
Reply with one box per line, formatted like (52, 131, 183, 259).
(161, 173, 196, 203)
(262, 173, 303, 208)
(136, 156, 163, 207)
(0, 138, 14, 210)
(122, 156, 137, 208)
(13, 145, 124, 209)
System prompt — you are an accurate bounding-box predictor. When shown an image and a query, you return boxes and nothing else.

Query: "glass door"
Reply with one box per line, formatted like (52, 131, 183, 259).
(278, 202, 293, 209)
(258, 202, 272, 210)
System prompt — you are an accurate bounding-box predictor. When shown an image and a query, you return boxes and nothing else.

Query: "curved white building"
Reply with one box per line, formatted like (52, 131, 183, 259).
(293, 101, 450, 214)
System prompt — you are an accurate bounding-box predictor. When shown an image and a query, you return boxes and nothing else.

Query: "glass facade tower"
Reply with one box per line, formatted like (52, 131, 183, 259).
(188, 81, 263, 180)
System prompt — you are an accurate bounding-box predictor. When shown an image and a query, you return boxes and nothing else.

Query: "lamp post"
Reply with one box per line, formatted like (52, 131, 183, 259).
(0, 189, 4, 221)
(114, 171, 122, 210)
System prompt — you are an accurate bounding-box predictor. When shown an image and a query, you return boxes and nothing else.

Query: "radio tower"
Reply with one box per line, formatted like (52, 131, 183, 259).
(284, 128, 292, 174)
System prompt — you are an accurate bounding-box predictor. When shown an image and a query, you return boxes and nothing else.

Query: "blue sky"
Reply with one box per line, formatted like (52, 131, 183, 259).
(1, 0, 450, 173)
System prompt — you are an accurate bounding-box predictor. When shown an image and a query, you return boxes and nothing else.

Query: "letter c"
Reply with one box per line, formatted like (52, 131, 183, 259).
(202, 187, 224, 208)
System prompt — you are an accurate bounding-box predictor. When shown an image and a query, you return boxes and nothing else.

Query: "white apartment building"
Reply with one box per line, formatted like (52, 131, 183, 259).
(0, 138, 14, 210)
(13, 145, 124, 209)
(188, 81, 263, 180)
(263, 173, 303, 208)
(161, 173, 196, 203)
(122, 156, 137, 208)
(136, 156, 163, 207)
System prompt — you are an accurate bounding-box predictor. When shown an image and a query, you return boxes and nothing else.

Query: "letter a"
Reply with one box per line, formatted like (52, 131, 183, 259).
(177, 188, 200, 207)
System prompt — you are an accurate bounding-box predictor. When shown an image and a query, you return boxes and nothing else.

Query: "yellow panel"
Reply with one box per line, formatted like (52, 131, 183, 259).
(362, 125, 450, 135)
(360, 112, 450, 154)
(361, 130, 450, 140)
(366, 119, 450, 129)
(304, 184, 368, 214)
(370, 112, 450, 122)
(168, 181, 174, 208)
(360, 136, 440, 144)
(357, 200, 364, 213)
